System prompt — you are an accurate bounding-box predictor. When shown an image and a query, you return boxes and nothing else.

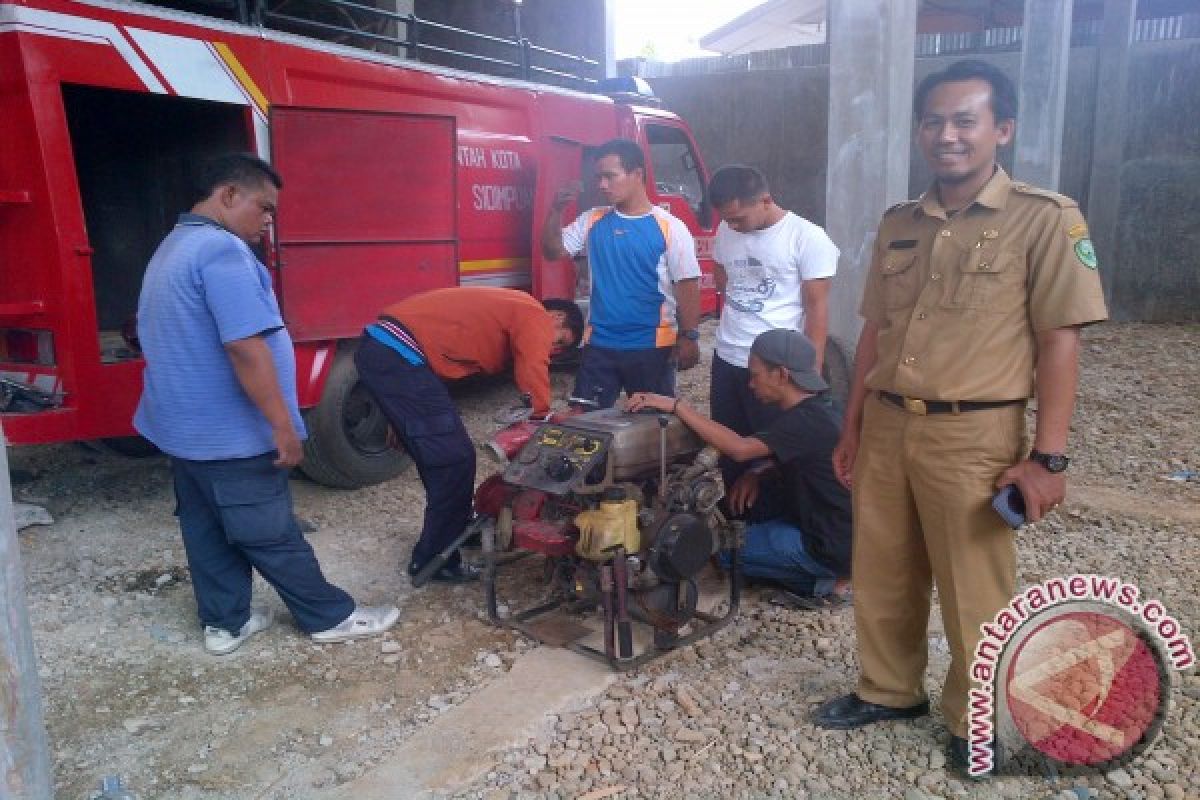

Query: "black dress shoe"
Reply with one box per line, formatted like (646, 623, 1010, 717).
(408, 561, 481, 584)
(812, 692, 930, 730)
(947, 734, 997, 779)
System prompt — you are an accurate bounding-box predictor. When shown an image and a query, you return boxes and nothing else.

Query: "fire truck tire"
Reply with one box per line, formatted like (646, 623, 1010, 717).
(299, 348, 411, 489)
(821, 335, 853, 415)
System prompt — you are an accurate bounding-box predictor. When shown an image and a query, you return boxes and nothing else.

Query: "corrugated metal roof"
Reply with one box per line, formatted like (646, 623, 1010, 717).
(698, 0, 826, 54)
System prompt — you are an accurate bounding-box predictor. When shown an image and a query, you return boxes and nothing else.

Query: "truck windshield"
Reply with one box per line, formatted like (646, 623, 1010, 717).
(645, 124, 710, 228)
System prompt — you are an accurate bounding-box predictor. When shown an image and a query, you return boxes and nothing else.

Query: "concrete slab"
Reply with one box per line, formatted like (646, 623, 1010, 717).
(322, 646, 616, 799)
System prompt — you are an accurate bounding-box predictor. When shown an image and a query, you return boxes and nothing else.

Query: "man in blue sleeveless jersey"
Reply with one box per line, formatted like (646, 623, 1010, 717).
(541, 139, 702, 409)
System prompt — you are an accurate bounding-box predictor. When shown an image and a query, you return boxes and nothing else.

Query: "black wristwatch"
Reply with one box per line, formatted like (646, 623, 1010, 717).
(679, 329, 700, 341)
(1030, 449, 1070, 473)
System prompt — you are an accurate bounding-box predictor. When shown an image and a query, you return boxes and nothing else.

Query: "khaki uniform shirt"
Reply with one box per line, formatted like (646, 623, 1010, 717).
(860, 167, 1108, 401)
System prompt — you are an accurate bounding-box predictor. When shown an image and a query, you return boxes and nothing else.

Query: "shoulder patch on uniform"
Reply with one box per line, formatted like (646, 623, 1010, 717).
(884, 200, 918, 216)
(1011, 183, 1079, 209)
(1067, 222, 1088, 239)
(1074, 237, 1098, 269)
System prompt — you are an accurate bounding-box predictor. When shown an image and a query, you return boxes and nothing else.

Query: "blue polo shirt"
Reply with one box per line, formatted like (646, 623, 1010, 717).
(134, 213, 305, 460)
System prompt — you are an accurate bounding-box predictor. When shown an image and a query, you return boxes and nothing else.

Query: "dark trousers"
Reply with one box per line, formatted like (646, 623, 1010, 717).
(172, 453, 354, 634)
(719, 518, 838, 597)
(571, 344, 675, 409)
(709, 354, 783, 487)
(355, 336, 476, 570)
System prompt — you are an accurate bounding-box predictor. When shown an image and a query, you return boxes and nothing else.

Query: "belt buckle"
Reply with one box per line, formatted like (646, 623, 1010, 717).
(903, 396, 927, 415)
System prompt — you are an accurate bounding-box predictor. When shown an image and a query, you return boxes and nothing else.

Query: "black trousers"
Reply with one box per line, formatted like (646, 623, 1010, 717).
(571, 344, 675, 409)
(355, 336, 476, 570)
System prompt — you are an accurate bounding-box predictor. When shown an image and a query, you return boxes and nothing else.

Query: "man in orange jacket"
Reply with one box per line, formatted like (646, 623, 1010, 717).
(355, 287, 583, 583)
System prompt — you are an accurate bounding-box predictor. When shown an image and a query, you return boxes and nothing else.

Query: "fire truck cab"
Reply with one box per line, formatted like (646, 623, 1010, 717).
(0, 0, 718, 488)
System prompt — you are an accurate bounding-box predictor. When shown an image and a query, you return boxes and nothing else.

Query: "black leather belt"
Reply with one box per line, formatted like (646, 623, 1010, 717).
(879, 391, 1025, 415)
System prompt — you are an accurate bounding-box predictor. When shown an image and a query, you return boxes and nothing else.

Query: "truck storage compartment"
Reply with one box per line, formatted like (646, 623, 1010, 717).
(271, 107, 459, 341)
(62, 85, 249, 361)
(270, 107, 458, 488)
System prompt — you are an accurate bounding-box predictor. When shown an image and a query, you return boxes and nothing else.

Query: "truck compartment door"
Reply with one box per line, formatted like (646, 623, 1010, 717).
(271, 108, 457, 341)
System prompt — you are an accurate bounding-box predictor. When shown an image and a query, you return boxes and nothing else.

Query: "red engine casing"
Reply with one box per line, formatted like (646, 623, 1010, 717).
(473, 474, 514, 518)
(474, 481, 577, 556)
(512, 519, 576, 556)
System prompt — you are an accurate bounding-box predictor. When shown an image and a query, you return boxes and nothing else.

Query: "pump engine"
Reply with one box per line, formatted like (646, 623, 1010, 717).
(475, 408, 741, 668)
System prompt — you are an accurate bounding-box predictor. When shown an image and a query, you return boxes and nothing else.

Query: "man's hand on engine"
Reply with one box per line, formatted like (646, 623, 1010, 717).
(626, 392, 675, 414)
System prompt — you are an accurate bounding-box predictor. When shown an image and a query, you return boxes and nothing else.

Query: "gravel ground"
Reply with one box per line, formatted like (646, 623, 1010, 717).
(10, 321, 1199, 799)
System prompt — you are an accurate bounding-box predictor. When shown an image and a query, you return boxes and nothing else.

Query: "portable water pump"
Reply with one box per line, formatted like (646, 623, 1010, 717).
(472, 408, 741, 669)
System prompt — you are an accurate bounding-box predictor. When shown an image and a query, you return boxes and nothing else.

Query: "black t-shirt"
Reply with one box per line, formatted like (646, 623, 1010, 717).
(752, 397, 853, 578)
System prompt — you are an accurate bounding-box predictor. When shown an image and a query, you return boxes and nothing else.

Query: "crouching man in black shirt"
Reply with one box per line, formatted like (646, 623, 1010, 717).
(628, 329, 852, 609)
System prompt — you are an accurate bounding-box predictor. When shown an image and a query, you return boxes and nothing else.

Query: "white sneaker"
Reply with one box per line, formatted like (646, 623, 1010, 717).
(204, 607, 273, 655)
(311, 605, 400, 644)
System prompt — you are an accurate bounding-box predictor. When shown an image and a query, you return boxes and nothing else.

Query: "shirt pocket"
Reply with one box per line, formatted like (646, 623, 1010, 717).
(879, 254, 920, 311)
(404, 412, 474, 468)
(942, 245, 1024, 313)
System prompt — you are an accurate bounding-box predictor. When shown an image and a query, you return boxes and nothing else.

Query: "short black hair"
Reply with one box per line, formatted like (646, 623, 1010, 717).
(594, 138, 646, 176)
(913, 59, 1017, 123)
(542, 298, 585, 346)
(194, 153, 282, 202)
(707, 164, 770, 208)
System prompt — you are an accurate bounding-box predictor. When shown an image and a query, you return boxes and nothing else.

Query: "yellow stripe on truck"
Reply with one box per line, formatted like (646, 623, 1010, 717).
(459, 258, 531, 274)
(212, 41, 269, 115)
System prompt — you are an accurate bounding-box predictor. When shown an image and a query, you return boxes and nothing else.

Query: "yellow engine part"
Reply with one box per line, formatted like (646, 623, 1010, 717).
(574, 498, 639, 561)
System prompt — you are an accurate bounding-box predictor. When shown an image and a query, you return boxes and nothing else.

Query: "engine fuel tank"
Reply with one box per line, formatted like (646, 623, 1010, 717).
(578, 409, 703, 481)
(502, 408, 703, 494)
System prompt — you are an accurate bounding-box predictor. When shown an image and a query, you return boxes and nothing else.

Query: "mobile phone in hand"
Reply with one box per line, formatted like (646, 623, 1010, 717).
(992, 484, 1027, 529)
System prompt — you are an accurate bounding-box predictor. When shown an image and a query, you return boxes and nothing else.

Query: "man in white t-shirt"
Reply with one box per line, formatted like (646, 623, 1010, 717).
(705, 165, 840, 491)
(707, 165, 839, 461)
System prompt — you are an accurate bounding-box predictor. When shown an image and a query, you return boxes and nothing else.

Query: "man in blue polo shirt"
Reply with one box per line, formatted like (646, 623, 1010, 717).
(541, 138, 702, 408)
(135, 153, 398, 655)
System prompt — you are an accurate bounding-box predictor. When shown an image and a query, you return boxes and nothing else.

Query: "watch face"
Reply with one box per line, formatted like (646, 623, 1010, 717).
(1034, 451, 1069, 472)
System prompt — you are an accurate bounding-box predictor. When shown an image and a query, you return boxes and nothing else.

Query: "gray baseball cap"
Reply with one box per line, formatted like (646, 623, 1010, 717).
(750, 329, 829, 392)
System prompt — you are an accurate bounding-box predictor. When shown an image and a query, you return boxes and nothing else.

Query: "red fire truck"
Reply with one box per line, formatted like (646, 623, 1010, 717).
(0, 0, 719, 488)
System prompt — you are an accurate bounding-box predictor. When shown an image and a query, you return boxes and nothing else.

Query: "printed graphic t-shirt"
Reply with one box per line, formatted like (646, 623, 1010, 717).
(713, 211, 839, 368)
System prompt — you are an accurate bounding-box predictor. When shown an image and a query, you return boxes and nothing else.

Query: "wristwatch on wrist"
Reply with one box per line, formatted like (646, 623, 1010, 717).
(679, 329, 700, 341)
(1029, 449, 1070, 473)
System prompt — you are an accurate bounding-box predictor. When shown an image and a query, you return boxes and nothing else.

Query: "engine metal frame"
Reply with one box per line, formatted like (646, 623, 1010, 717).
(482, 519, 743, 671)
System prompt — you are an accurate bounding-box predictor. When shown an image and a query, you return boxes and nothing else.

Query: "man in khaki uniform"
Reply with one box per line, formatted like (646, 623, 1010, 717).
(812, 60, 1108, 772)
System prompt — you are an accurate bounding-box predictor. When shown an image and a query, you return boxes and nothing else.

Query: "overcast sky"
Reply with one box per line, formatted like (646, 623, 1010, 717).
(613, 0, 764, 61)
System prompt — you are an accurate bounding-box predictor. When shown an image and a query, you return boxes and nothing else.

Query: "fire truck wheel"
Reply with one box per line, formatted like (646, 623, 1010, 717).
(299, 349, 411, 489)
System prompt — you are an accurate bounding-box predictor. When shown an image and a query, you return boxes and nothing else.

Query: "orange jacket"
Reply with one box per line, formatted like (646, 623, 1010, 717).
(381, 287, 556, 414)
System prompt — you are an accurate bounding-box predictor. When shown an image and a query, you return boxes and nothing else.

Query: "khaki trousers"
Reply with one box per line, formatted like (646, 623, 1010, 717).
(852, 394, 1026, 737)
